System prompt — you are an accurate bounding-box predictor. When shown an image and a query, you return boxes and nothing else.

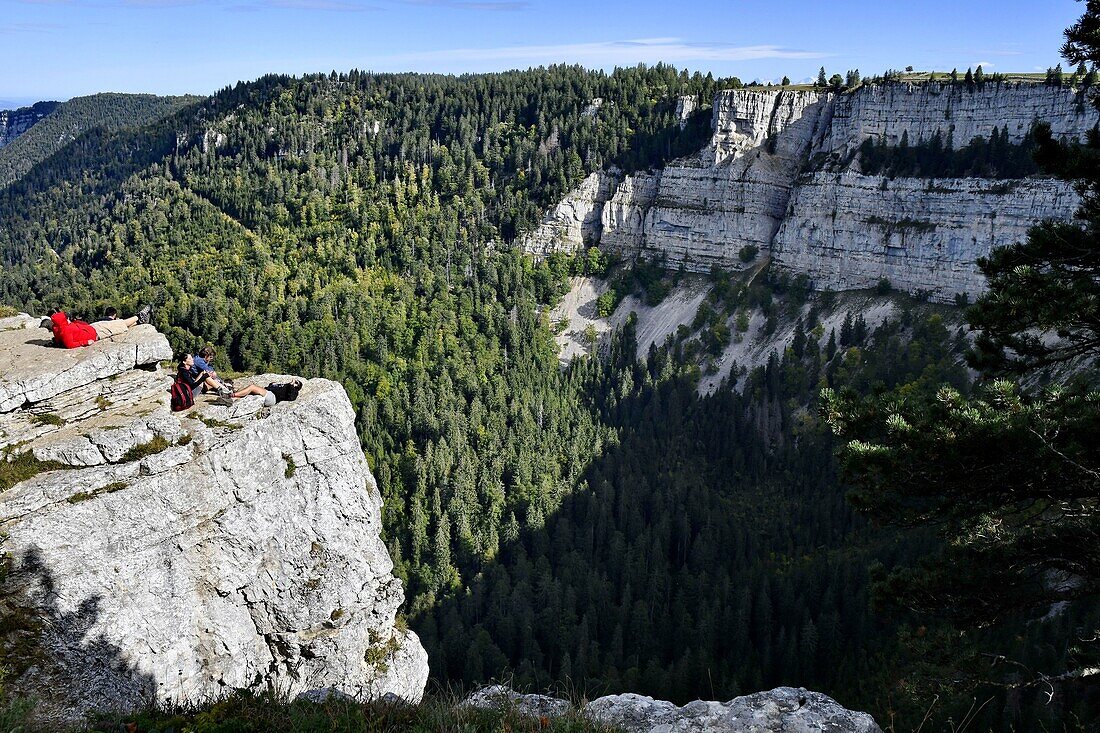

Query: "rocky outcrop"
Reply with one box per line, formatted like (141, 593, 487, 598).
(0, 101, 58, 149)
(822, 82, 1091, 156)
(773, 174, 1079, 299)
(523, 82, 1097, 301)
(0, 316, 427, 722)
(522, 171, 620, 256)
(465, 685, 882, 733)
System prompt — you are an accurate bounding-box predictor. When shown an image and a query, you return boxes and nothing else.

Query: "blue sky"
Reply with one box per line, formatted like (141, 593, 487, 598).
(0, 0, 1084, 105)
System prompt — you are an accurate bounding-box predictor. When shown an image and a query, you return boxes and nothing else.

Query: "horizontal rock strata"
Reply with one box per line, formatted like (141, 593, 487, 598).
(0, 317, 427, 722)
(523, 83, 1097, 302)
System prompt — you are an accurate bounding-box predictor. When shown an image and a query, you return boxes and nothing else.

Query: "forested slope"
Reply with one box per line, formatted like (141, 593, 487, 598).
(0, 92, 200, 188)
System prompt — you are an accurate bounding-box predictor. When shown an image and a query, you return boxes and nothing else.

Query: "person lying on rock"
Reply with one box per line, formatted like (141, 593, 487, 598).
(90, 304, 153, 340)
(231, 379, 303, 407)
(177, 353, 232, 396)
(48, 305, 151, 348)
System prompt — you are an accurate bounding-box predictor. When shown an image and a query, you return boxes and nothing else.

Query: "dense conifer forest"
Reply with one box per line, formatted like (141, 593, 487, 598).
(0, 65, 1095, 731)
(858, 126, 1042, 179)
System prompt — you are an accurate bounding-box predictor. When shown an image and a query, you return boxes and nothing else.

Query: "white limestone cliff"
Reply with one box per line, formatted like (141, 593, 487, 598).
(523, 82, 1098, 302)
(0, 315, 428, 722)
(773, 173, 1079, 298)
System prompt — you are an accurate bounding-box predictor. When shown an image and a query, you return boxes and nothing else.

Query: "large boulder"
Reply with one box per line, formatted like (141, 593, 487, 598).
(0, 318, 427, 722)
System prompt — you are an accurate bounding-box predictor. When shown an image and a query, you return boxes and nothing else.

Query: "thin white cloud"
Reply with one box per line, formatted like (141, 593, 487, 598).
(17, 0, 382, 7)
(378, 38, 831, 66)
(19, 0, 515, 8)
(229, 0, 379, 9)
(974, 61, 994, 68)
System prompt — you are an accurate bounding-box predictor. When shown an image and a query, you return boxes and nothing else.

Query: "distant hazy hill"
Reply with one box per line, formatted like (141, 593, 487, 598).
(0, 92, 200, 187)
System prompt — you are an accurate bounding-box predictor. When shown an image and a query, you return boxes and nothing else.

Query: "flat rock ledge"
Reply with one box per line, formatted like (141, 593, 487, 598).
(464, 685, 882, 733)
(0, 315, 428, 723)
(0, 314, 172, 413)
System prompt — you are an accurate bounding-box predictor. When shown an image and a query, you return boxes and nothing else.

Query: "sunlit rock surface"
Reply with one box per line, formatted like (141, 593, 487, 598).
(0, 318, 427, 722)
(466, 684, 882, 733)
(523, 82, 1097, 302)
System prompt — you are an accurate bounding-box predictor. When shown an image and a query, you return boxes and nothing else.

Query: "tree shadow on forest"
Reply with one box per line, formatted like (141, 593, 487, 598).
(1, 546, 158, 725)
(413, 363, 890, 710)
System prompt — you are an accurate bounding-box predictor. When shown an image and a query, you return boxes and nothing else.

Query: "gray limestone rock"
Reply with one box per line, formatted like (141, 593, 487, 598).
(585, 688, 881, 733)
(0, 324, 427, 723)
(462, 684, 573, 718)
(0, 321, 171, 412)
(522, 171, 622, 257)
(464, 686, 882, 733)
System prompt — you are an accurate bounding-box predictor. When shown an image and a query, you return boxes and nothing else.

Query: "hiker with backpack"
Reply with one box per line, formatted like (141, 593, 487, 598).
(189, 345, 233, 395)
(170, 354, 233, 412)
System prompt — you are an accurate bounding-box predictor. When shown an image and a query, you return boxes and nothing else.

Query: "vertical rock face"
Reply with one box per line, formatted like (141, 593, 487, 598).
(674, 95, 697, 130)
(0, 101, 59, 149)
(623, 90, 834, 270)
(521, 171, 621, 256)
(774, 174, 1080, 297)
(522, 83, 1097, 301)
(0, 318, 428, 722)
(823, 82, 1091, 154)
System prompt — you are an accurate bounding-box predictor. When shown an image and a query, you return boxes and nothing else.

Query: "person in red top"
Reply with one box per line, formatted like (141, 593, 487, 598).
(49, 311, 98, 349)
(48, 304, 152, 348)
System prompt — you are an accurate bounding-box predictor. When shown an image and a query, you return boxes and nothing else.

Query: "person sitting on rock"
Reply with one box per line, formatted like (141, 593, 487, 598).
(88, 304, 153, 341)
(231, 379, 303, 407)
(178, 353, 231, 396)
(191, 343, 223, 378)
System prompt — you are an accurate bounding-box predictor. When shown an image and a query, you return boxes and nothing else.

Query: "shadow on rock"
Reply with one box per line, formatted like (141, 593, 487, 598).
(0, 546, 158, 726)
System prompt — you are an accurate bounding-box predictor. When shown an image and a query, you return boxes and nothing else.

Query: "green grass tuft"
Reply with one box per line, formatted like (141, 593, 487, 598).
(120, 435, 170, 463)
(187, 411, 241, 430)
(0, 452, 66, 492)
(29, 413, 65, 427)
(65, 481, 128, 504)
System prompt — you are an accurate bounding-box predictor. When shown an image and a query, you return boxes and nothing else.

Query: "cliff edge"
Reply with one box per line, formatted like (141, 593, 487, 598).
(0, 314, 428, 722)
